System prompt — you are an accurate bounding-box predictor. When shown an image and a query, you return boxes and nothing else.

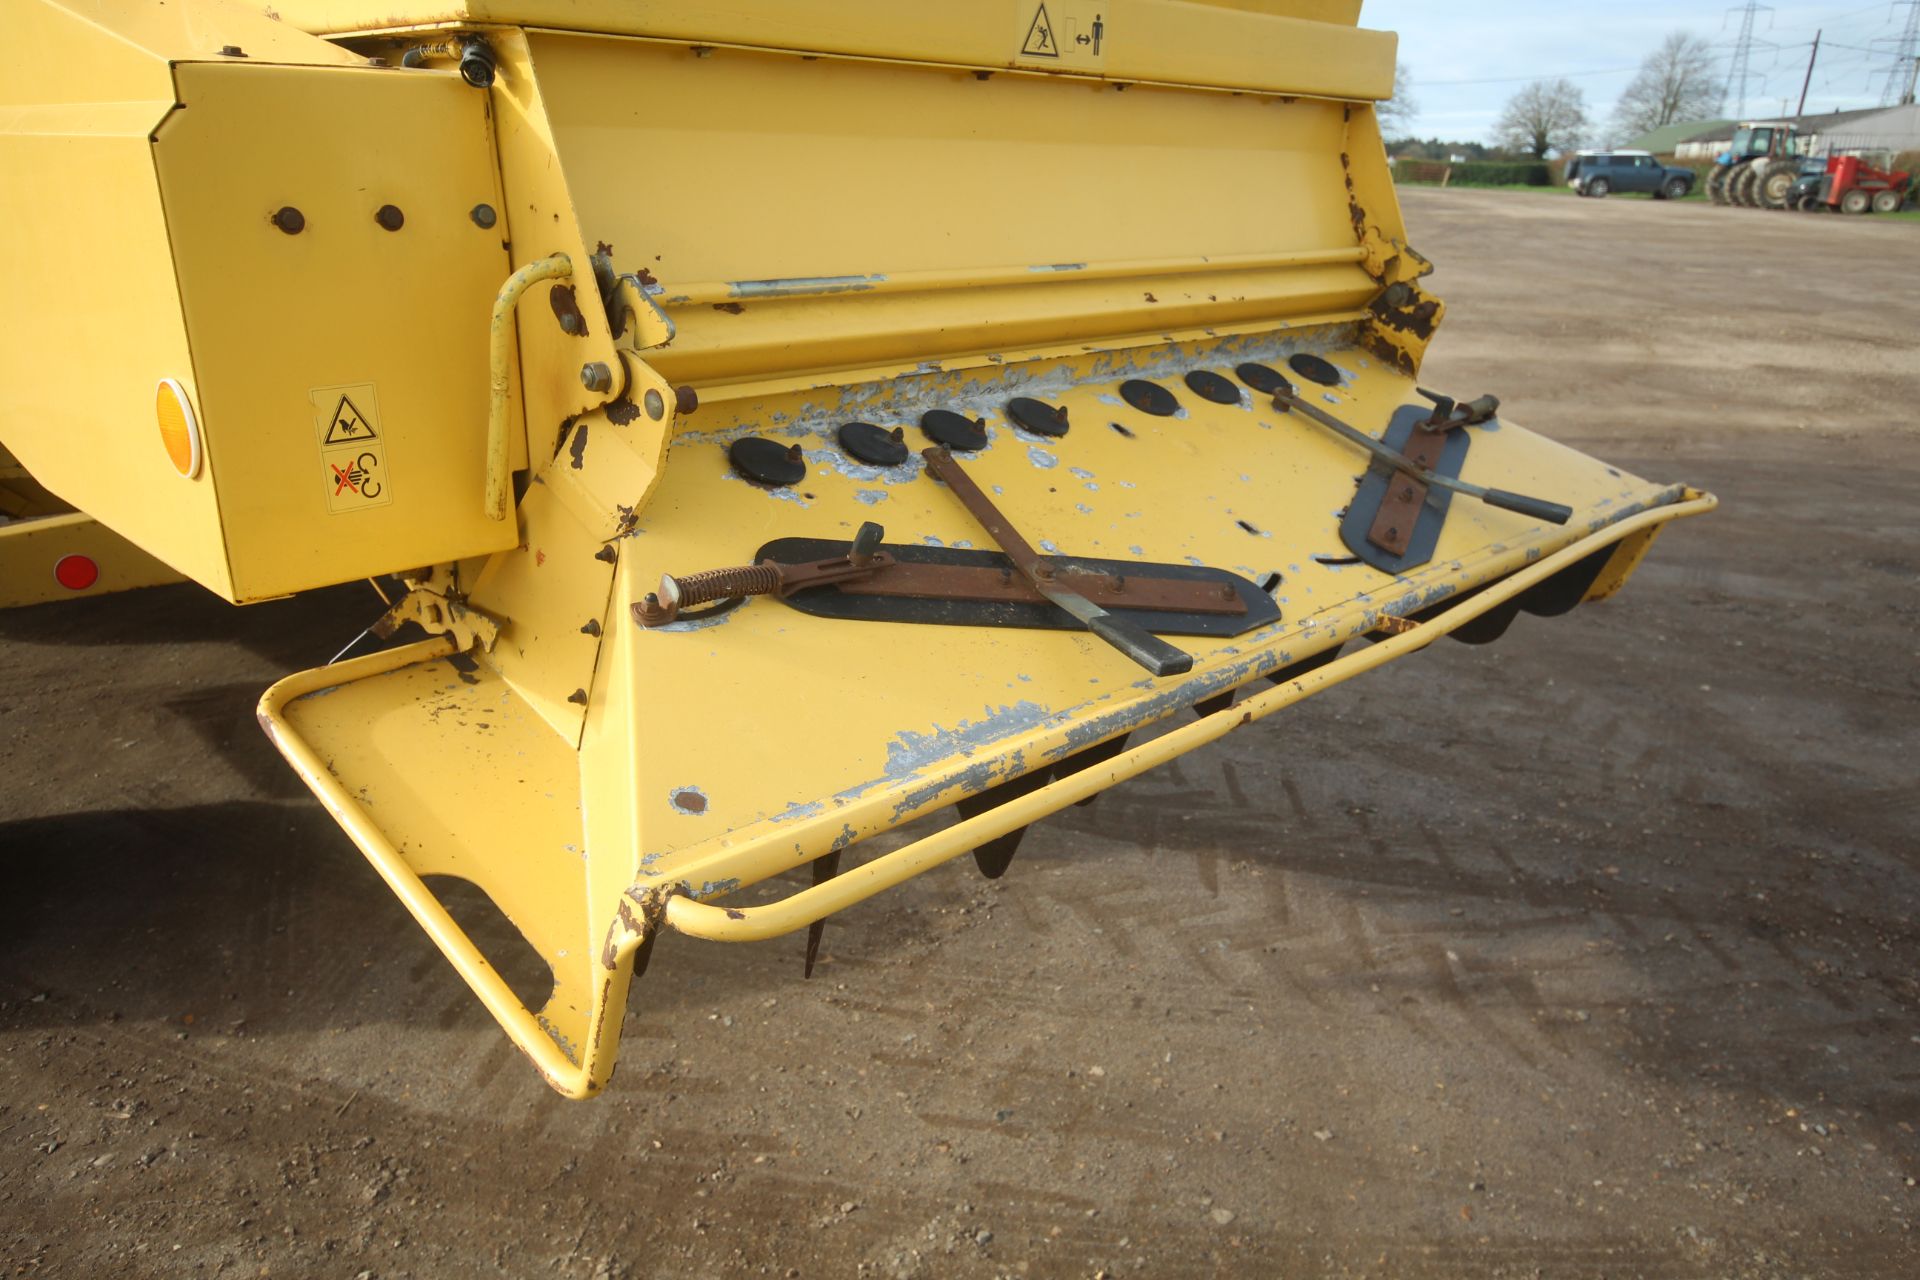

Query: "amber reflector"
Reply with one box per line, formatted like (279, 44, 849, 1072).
(156, 377, 201, 478)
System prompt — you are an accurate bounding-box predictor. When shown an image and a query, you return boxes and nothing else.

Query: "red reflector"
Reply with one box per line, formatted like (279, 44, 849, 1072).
(54, 554, 100, 591)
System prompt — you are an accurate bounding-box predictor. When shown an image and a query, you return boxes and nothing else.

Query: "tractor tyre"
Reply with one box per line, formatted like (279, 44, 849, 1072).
(1871, 189, 1903, 214)
(1732, 162, 1763, 207)
(1759, 160, 1799, 209)
(1706, 165, 1732, 205)
(1840, 188, 1872, 215)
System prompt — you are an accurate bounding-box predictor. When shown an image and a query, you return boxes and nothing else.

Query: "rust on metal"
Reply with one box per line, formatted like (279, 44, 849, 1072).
(832, 561, 1245, 615)
(1367, 423, 1444, 556)
(549, 283, 587, 336)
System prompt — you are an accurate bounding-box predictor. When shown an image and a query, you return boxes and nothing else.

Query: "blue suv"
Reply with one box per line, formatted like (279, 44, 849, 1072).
(1565, 150, 1695, 200)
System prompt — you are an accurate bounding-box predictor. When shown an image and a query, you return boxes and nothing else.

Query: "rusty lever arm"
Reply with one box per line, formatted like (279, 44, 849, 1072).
(1273, 390, 1572, 527)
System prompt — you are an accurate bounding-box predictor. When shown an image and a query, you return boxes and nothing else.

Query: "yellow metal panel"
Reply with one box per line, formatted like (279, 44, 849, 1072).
(0, 511, 184, 607)
(0, 117, 235, 597)
(591, 340, 1691, 897)
(155, 62, 521, 600)
(528, 33, 1383, 385)
(278, 1, 1394, 98)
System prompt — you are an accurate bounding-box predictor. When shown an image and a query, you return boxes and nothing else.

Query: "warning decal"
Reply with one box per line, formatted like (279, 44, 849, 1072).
(1021, 3, 1059, 57)
(322, 395, 378, 445)
(1014, 1, 1105, 68)
(309, 382, 395, 513)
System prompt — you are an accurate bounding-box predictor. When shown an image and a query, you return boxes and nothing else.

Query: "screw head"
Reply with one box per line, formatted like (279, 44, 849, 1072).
(470, 203, 497, 229)
(270, 206, 305, 235)
(643, 387, 665, 420)
(580, 362, 613, 393)
(375, 204, 404, 232)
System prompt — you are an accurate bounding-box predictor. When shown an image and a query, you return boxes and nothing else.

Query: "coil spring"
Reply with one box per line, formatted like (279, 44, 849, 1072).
(668, 561, 781, 609)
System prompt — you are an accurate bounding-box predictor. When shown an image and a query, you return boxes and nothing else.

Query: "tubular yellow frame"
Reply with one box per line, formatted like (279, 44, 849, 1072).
(259, 489, 1714, 1097)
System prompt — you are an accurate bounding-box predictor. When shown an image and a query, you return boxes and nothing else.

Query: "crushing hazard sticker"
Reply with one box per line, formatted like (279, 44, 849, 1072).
(1014, 1, 1106, 68)
(309, 382, 394, 513)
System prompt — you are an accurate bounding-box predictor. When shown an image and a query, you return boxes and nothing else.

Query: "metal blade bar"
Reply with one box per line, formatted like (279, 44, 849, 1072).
(920, 447, 1194, 677)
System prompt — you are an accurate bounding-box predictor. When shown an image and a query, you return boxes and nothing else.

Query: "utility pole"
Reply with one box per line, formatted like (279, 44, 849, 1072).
(1795, 29, 1820, 117)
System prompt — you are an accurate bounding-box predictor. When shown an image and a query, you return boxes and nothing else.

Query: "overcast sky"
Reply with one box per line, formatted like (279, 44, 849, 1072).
(1362, 0, 1915, 141)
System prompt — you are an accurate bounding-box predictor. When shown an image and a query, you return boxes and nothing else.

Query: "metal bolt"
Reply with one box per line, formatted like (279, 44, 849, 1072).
(674, 385, 700, 416)
(557, 312, 585, 336)
(218, 45, 246, 58)
(367, 56, 389, 67)
(580, 362, 613, 393)
(643, 387, 665, 421)
(470, 203, 497, 229)
(375, 204, 405, 231)
(270, 206, 305, 235)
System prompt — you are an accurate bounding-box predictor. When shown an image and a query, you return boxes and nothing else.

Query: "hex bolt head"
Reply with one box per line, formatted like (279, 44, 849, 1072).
(271, 206, 305, 235)
(674, 385, 700, 416)
(375, 204, 405, 232)
(218, 44, 247, 58)
(580, 362, 614, 393)
(643, 387, 666, 421)
(470, 203, 497, 229)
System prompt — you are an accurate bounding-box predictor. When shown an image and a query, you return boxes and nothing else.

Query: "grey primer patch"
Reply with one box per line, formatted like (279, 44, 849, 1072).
(854, 489, 889, 505)
(669, 785, 710, 815)
(883, 702, 1052, 779)
(728, 273, 885, 299)
(1027, 445, 1058, 470)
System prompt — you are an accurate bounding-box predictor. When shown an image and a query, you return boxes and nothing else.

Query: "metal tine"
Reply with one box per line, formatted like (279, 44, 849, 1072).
(803, 849, 843, 979)
(1054, 733, 1131, 808)
(956, 766, 1058, 878)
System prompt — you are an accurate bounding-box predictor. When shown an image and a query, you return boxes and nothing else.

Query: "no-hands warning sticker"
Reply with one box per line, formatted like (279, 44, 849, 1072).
(309, 382, 394, 513)
(1014, 1, 1106, 68)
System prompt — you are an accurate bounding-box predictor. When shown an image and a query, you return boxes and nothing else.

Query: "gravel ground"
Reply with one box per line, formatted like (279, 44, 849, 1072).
(3, 187, 1917, 1279)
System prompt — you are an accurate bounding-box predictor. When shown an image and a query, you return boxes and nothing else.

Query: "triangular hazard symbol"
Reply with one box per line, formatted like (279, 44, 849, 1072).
(1021, 3, 1059, 57)
(324, 395, 376, 444)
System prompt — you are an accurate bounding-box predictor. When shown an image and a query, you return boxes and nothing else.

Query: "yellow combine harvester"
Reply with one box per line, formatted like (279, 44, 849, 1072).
(0, 0, 1714, 1096)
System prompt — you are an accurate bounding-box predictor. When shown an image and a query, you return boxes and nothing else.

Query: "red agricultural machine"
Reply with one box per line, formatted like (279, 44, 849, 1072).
(1803, 154, 1914, 214)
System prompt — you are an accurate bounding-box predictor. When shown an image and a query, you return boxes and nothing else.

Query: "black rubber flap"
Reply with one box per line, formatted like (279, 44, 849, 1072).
(838, 421, 909, 466)
(1336, 406, 1471, 573)
(1119, 379, 1179, 416)
(1235, 362, 1293, 396)
(755, 538, 1280, 638)
(1006, 397, 1070, 437)
(729, 436, 805, 486)
(1184, 370, 1242, 405)
(1288, 353, 1342, 387)
(921, 409, 987, 451)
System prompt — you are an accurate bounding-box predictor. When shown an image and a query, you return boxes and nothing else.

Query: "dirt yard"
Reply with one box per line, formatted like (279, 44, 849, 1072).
(4, 188, 1918, 1278)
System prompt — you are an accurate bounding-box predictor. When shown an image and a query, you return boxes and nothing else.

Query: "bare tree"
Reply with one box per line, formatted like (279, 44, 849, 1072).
(1378, 61, 1418, 137)
(1494, 79, 1590, 158)
(1613, 33, 1724, 139)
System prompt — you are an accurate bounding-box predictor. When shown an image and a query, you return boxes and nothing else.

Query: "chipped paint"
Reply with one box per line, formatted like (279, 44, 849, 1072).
(669, 785, 710, 815)
(728, 273, 886, 299)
